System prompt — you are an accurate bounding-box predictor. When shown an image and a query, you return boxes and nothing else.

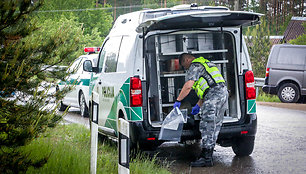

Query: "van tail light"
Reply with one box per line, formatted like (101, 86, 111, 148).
(84, 47, 100, 53)
(241, 131, 248, 135)
(265, 68, 270, 77)
(147, 137, 156, 141)
(245, 71, 256, 100)
(130, 77, 142, 107)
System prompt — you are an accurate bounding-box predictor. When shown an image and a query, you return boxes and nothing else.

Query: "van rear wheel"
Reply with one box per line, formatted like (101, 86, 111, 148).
(232, 136, 255, 156)
(278, 83, 300, 103)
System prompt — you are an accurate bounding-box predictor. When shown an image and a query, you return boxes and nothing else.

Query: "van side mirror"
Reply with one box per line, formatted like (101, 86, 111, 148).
(83, 60, 93, 72)
(92, 67, 99, 73)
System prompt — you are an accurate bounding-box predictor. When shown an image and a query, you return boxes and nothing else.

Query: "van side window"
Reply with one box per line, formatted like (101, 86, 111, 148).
(278, 47, 306, 65)
(98, 46, 106, 73)
(103, 36, 123, 73)
(117, 36, 132, 72)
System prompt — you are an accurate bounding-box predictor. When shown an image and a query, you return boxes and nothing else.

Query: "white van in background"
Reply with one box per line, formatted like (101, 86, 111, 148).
(89, 4, 261, 156)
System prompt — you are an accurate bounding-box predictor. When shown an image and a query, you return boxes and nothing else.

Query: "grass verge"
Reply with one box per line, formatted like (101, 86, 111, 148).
(256, 88, 280, 103)
(23, 124, 170, 174)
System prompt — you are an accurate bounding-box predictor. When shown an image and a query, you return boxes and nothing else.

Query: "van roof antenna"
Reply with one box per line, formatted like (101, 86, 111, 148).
(190, 3, 198, 8)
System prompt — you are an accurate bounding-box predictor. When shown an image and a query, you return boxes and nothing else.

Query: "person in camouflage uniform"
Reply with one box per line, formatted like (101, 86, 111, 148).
(173, 53, 228, 167)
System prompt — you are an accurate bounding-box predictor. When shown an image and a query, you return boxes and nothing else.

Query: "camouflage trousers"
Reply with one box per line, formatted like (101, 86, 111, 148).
(199, 84, 228, 149)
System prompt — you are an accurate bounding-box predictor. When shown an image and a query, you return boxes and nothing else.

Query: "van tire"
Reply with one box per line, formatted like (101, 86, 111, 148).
(59, 101, 69, 111)
(79, 92, 89, 117)
(277, 83, 300, 103)
(232, 136, 255, 156)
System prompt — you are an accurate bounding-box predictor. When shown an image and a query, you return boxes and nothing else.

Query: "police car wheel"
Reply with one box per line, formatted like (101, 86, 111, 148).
(232, 136, 255, 156)
(79, 92, 89, 117)
(59, 101, 69, 111)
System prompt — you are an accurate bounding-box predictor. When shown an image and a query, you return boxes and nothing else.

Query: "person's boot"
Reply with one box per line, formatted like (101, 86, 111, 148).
(190, 148, 214, 167)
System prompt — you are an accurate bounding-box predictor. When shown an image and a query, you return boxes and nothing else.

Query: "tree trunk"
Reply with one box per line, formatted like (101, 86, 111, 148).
(291, 0, 294, 15)
(283, 0, 286, 25)
(300, 0, 304, 16)
(276, 0, 279, 34)
(234, 0, 240, 10)
(246, 0, 249, 10)
(114, 0, 116, 20)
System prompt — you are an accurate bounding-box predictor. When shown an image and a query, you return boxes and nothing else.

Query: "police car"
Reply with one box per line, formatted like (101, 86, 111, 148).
(57, 47, 99, 117)
(89, 4, 260, 155)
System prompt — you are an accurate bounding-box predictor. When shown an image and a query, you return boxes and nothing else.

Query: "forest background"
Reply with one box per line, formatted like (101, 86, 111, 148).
(39, 0, 305, 77)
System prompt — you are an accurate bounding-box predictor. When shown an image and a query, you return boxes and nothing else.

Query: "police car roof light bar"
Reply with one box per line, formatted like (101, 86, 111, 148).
(84, 47, 100, 53)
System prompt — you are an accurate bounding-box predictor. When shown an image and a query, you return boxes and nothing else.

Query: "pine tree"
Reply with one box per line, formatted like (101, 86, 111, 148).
(0, 1, 80, 172)
(289, 23, 306, 45)
(246, 18, 272, 78)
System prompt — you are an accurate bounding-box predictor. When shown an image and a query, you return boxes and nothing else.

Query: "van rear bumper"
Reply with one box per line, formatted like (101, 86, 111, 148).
(130, 113, 257, 147)
(218, 114, 257, 139)
(262, 85, 277, 94)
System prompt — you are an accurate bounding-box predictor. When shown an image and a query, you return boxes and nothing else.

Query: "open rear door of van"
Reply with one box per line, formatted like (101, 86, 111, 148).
(137, 11, 262, 34)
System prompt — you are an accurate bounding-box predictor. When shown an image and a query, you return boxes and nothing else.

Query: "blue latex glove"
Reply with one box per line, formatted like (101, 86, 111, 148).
(191, 104, 200, 115)
(173, 101, 181, 108)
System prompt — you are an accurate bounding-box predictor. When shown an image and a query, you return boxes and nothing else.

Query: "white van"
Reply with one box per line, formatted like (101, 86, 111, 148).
(89, 5, 261, 156)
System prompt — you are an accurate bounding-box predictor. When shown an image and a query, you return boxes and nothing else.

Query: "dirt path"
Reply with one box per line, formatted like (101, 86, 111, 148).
(257, 101, 306, 112)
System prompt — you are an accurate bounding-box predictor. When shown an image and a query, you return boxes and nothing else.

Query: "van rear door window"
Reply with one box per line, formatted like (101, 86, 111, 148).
(277, 47, 306, 65)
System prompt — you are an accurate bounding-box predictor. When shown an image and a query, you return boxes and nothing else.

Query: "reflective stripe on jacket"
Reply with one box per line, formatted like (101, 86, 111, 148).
(192, 57, 225, 99)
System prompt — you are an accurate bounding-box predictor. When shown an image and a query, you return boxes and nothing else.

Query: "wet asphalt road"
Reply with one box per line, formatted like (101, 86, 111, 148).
(62, 103, 306, 174)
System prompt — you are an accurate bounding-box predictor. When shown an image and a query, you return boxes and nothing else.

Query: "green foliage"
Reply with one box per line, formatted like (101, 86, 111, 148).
(257, 93, 281, 103)
(24, 124, 170, 174)
(244, 0, 260, 12)
(38, 0, 113, 38)
(289, 23, 306, 45)
(246, 18, 272, 78)
(33, 15, 104, 64)
(0, 98, 62, 173)
(256, 88, 280, 102)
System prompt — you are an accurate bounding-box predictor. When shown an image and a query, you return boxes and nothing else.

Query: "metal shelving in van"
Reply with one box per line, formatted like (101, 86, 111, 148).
(161, 49, 228, 56)
(152, 32, 234, 122)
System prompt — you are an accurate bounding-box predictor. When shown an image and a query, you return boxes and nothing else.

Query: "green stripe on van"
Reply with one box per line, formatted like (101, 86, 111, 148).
(59, 78, 91, 86)
(130, 107, 143, 121)
(105, 94, 119, 133)
(247, 99, 256, 114)
(104, 77, 143, 134)
(120, 78, 143, 121)
(80, 79, 90, 86)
